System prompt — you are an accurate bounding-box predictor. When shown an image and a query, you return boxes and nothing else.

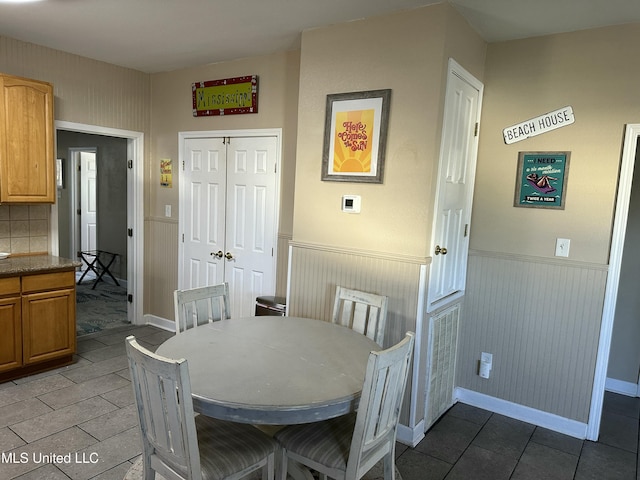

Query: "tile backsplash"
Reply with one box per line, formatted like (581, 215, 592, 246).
(0, 205, 50, 255)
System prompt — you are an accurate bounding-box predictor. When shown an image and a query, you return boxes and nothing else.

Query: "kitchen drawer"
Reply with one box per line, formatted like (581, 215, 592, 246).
(22, 271, 75, 293)
(0, 277, 21, 296)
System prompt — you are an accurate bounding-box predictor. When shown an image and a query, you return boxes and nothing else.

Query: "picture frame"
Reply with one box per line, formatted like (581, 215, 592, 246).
(514, 151, 570, 209)
(321, 89, 391, 183)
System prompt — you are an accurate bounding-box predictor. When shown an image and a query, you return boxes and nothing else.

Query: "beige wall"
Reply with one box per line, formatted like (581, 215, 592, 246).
(148, 50, 299, 225)
(470, 25, 640, 264)
(146, 50, 300, 318)
(0, 36, 150, 134)
(293, 3, 484, 257)
(459, 24, 640, 422)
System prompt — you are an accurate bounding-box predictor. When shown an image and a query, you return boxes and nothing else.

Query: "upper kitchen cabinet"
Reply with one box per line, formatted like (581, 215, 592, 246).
(0, 73, 55, 203)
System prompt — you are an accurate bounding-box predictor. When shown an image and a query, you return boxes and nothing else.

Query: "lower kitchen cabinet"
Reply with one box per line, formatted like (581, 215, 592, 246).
(0, 270, 76, 380)
(0, 283, 22, 373)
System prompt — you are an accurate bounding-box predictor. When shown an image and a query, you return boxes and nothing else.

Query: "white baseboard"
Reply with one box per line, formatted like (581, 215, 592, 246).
(454, 388, 588, 440)
(143, 314, 175, 332)
(396, 419, 425, 447)
(605, 377, 639, 397)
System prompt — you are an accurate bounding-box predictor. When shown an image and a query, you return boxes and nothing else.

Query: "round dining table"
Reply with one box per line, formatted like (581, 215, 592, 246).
(155, 315, 381, 425)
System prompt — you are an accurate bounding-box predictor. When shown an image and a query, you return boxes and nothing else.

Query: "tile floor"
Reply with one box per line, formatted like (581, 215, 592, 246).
(0, 324, 638, 480)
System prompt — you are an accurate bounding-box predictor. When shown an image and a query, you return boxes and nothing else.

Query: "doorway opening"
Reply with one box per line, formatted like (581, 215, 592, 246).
(52, 121, 144, 331)
(588, 124, 640, 440)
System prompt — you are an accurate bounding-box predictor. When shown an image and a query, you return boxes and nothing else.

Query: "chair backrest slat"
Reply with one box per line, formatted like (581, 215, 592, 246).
(174, 283, 231, 333)
(331, 286, 389, 347)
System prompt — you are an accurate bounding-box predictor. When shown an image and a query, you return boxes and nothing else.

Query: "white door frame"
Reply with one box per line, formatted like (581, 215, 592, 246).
(177, 128, 282, 293)
(52, 120, 144, 326)
(587, 123, 640, 440)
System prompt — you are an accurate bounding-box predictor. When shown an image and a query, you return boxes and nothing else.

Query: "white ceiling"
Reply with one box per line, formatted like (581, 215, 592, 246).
(1, 0, 639, 73)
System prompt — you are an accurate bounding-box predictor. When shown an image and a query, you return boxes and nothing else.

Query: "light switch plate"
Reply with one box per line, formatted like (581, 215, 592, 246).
(555, 238, 570, 257)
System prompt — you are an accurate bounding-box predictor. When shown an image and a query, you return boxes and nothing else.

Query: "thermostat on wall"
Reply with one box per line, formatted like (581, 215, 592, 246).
(342, 195, 361, 213)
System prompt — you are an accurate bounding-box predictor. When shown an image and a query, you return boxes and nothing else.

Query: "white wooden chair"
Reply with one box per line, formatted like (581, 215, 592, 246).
(274, 332, 415, 480)
(125, 335, 277, 480)
(174, 283, 231, 333)
(331, 286, 388, 346)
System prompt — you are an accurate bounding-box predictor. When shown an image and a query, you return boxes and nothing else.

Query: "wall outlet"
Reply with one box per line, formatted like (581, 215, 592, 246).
(479, 352, 493, 379)
(481, 352, 493, 365)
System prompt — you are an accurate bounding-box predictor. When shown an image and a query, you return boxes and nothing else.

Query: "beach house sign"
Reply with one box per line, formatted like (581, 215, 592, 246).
(503, 106, 575, 144)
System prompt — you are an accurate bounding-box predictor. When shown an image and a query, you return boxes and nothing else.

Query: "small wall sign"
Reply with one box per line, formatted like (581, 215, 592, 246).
(160, 159, 172, 188)
(503, 106, 574, 144)
(192, 75, 258, 117)
(514, 151, 570, 209)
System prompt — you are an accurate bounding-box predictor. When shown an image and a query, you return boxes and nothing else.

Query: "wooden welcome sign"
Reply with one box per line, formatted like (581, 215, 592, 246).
(192, 75, 258, 116)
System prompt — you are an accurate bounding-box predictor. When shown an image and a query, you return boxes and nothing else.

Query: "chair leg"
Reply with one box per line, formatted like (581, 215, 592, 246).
(264, 452, 275, 480)
(142, 456, 154, 480)
(278, 448, 289, 480)
(383, 453, 395, 480)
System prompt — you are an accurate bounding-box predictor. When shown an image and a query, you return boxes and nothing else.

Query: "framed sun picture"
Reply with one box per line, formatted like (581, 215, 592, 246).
(514, 151, 570, 209)
(322, 89, 391, 183)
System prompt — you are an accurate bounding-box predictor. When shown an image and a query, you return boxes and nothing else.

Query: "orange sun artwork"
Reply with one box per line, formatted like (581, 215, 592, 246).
(332, 109, 375, 173)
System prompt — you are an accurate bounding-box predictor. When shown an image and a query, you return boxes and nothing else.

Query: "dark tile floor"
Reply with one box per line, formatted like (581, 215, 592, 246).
(0, 324, 638, 479)
(397, 389, 640, 480)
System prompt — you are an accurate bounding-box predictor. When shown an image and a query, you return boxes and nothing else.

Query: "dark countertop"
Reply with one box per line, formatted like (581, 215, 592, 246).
(0, 255, 81, 278)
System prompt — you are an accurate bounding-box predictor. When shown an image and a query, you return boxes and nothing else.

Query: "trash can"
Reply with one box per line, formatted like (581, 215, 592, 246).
(255, 295, 287, 316)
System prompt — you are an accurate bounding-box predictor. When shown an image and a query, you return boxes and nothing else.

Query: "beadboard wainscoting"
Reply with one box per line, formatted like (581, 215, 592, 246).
(276, 233, 292, 298)
(287, 241, 429, 443)
(457, 250, 608, 436)
(144, 218, 179, 328)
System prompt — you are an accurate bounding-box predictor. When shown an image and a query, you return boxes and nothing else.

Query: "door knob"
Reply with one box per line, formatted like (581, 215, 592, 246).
(224, 252, 234, 260)
(434, 245, 448, 255)
(211, 251, 223, 258)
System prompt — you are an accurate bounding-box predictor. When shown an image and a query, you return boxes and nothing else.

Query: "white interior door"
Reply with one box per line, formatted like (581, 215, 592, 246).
(427, 59, 483, 312)
(80, 151, 97, 270)
(182, 137, 226, 288)
(225, 136, 278, 317)
(181, 134, 279, 317)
